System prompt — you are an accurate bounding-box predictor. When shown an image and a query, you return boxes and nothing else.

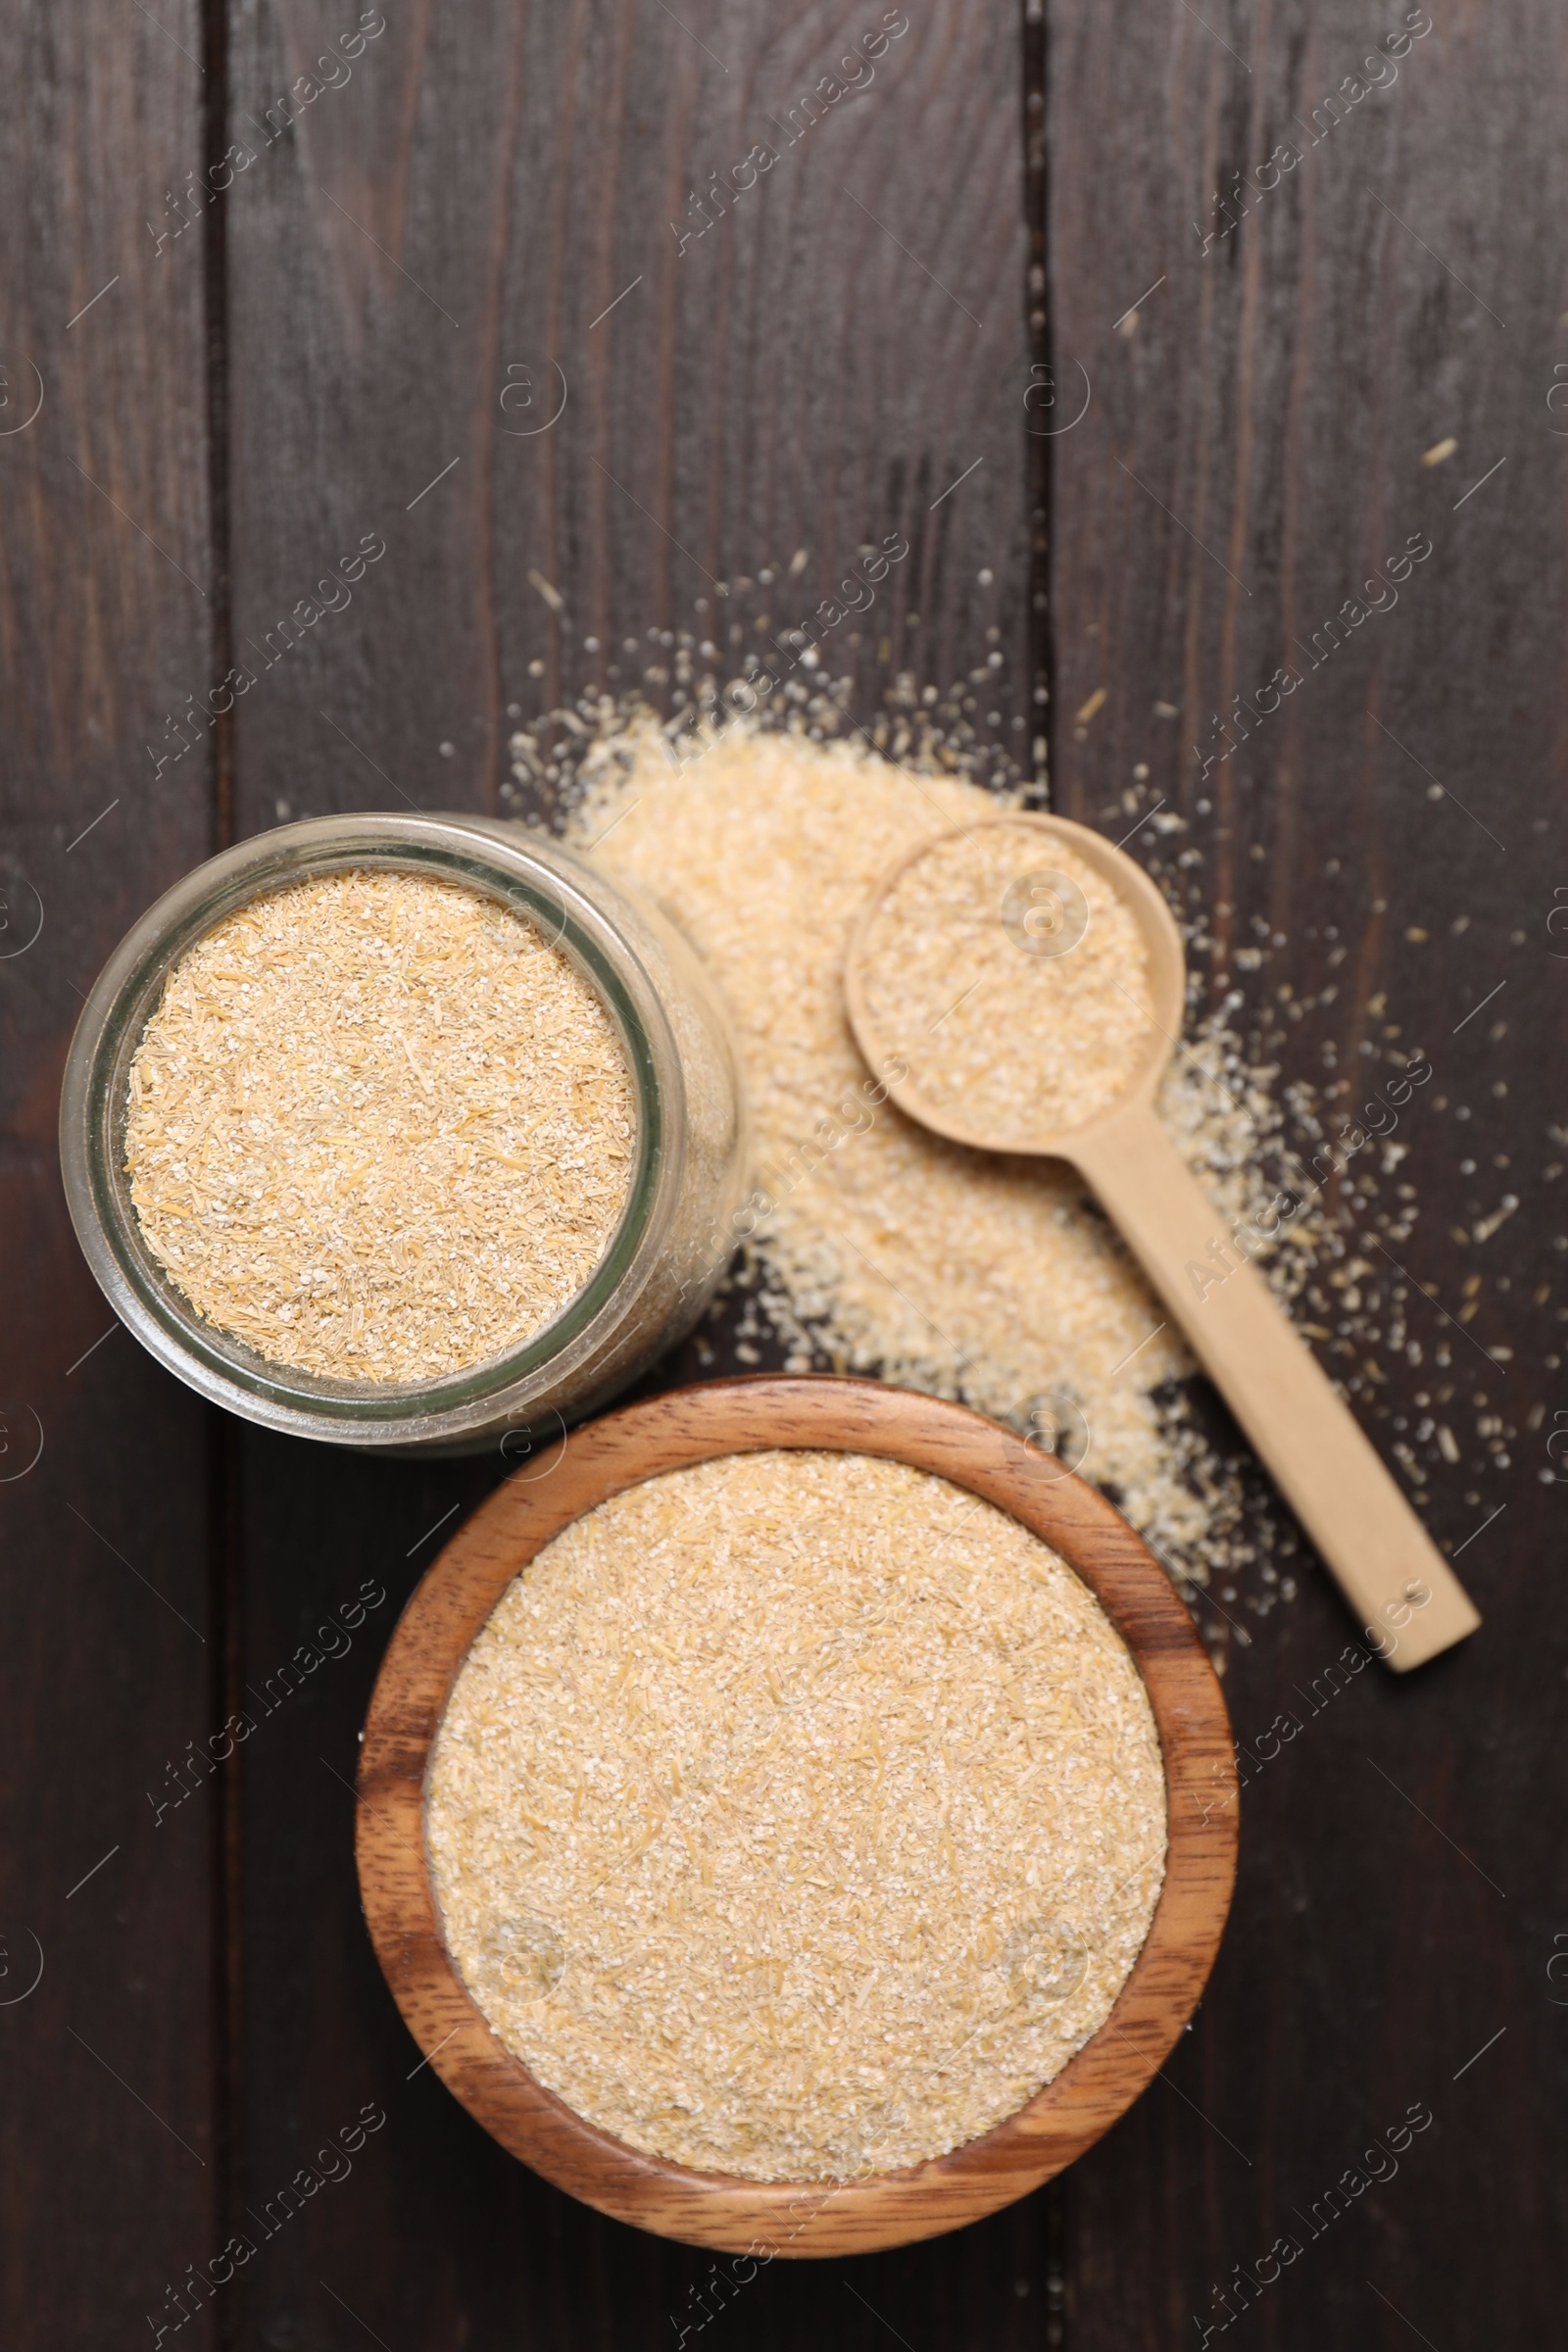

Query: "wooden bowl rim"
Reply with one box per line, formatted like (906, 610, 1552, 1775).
(357, 1374, 1238, 2255)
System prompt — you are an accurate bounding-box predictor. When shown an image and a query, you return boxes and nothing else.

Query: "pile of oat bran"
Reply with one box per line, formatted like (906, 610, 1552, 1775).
(856, 820, 1157, 1143)
(426, 1449, 1166, 2180)
(563, 716, 1325, 1593)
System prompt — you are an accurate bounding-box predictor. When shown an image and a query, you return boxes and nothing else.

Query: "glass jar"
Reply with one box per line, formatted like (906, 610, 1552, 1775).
(59, 813, 748, 1453)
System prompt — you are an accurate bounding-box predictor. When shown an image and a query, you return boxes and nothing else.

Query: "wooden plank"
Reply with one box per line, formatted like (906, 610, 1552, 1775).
(10, 0, 1563, 2337)
(223, 0, 1033, 839)
(0, 1, 222, 2341)
(1048, 0, 1567, 2342)
(221, 0, 1036, 2339)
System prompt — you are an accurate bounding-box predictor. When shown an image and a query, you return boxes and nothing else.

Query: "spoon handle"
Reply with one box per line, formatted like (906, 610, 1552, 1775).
(1072, 1105, 1480, 1669)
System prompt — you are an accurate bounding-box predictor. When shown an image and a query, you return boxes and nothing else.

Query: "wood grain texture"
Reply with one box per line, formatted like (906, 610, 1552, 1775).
(219, 6, 1043, 2336)
(0, 2, 223, 2344)
(1048, 2, 1568, 2345)
(5, 0, 1566, 2338)
(357, 1378, 1236, 2254)
(222, 0, 1034, 835)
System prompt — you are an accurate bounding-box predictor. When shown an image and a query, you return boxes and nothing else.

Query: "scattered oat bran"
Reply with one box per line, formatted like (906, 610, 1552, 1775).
(124, 868, 636, 1383)
(564, 723, 1214, 1559)
(538, 703, 1433, 1649)
(858, 823, 1155, 1144)
(426, 1448, 1166, 2180)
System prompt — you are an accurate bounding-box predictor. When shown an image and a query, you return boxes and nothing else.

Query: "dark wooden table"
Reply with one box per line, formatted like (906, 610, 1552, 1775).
(3, 2, 1562, 2344)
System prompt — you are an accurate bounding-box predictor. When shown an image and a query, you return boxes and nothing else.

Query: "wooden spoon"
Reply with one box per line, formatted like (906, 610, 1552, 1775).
(844, 810, 1479, 1671)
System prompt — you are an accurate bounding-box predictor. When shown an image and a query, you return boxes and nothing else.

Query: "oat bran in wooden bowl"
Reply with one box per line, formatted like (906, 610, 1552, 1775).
(358, 1376, 1237, 2254)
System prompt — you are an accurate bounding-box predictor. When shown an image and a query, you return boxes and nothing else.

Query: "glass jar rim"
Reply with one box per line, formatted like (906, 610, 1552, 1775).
(60, 814, 684, 1444)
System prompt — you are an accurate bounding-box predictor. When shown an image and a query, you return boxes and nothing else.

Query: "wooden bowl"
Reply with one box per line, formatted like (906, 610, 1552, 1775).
(357, 1376, 1237, 2254)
